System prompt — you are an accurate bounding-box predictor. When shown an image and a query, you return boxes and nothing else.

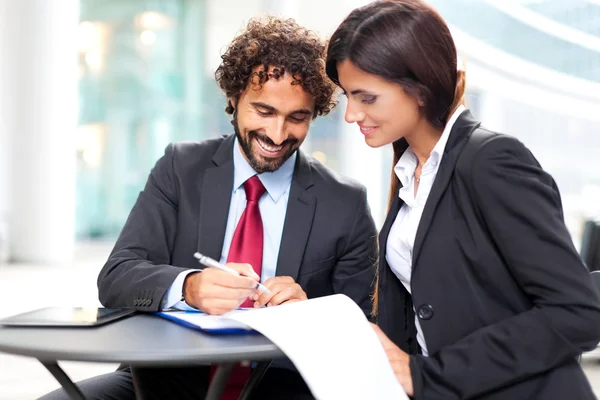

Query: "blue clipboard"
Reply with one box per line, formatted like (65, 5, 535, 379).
(156, 310, 258, 335)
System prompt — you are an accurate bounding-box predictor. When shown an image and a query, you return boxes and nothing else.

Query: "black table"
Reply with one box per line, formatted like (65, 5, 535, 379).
(0, 313, 284, 399)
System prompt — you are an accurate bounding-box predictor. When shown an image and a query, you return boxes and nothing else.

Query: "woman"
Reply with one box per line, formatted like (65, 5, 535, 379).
(326, 1, 600, 399)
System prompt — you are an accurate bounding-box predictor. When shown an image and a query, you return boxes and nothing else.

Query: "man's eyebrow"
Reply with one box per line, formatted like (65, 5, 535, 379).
(251, 102, 312, 116)
(251, 102, 277, 112)
(290, 109, 313, 116)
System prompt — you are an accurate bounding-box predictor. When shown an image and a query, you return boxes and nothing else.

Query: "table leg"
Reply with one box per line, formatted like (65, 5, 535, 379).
(238, 361, 271, 400)
(39, 360, 86, 400)
(205, 363, 235, 400)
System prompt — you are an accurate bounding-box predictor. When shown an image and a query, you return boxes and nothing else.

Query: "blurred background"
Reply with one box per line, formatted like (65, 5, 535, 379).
(1, 0, 600, 398)
(2, 0, 600, 261)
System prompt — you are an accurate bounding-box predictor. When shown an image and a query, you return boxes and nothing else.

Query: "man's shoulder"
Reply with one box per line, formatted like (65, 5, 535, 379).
(166, 135, 233, 168)
(152, 135, 233, 180)
(170, 135, 229, 158)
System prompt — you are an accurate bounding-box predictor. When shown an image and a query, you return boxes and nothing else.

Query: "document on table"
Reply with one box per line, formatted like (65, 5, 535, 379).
(225, 294, 408, 400)
(158, 295, 407, 399)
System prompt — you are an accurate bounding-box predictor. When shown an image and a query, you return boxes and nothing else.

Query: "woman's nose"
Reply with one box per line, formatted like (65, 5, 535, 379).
(344, 100, 366, 123)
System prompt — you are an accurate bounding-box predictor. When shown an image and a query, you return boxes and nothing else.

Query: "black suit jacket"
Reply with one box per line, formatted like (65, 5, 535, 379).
(377, 111, 600, 399)
(97, 134, 377, 316)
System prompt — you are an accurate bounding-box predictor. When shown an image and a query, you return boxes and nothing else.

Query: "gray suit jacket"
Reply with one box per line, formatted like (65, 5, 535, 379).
(97, 134, 377, 317)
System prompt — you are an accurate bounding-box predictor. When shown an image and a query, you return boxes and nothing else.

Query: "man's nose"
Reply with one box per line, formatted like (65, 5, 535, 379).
(267, 118, 287, 145)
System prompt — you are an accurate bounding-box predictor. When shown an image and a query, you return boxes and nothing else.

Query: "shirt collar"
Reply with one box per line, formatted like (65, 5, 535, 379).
(233, 138, 296, 203)
(393, 105, 466, 186)
(430, 104, 466, 165)
(394, 148, 418, 188)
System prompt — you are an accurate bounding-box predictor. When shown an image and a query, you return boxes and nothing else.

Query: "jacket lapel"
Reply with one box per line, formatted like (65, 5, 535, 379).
(411, 111, 481, 268)
(379, 195, 402, 277)
(197, 136, 235, 260)
(376, 194, 403, 335)
(275, 150, 316, 280)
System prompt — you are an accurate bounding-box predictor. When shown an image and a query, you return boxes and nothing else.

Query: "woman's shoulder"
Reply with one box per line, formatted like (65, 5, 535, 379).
(456, 127, 535, 174)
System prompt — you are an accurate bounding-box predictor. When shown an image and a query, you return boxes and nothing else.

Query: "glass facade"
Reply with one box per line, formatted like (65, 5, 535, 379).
(77, 0, 211, 238)
(526, 0, 600, 37)
(76, 0, 600, 243)
(428, 0, 600, 82)
(76, 0, 355, 238)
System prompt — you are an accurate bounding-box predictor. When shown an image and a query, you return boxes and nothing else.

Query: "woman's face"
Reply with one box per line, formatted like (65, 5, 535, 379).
(336, 60, 423, 148)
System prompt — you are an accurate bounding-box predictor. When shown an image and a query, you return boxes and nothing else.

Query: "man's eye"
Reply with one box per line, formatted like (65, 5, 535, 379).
(257, 110, 273, 116)
(289, 116, 308, 123)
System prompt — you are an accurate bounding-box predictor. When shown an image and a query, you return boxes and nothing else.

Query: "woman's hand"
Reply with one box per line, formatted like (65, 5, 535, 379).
(371, 323, 414, 397)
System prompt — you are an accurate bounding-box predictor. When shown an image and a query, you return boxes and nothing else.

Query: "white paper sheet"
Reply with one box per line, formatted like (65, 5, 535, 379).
(225, 294, 408, 400)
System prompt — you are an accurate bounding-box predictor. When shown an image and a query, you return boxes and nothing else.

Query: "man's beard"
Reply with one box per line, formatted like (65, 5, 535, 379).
(233, 113, 299, 174)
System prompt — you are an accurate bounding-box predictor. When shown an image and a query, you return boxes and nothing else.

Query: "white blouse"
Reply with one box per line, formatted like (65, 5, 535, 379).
(385, 105, 466, 356)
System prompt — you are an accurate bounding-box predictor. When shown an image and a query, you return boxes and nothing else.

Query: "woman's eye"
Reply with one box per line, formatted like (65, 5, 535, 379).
(362, 96, 377, 104)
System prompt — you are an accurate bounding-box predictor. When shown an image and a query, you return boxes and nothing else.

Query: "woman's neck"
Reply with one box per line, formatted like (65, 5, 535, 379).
(405, 119, 444, 168)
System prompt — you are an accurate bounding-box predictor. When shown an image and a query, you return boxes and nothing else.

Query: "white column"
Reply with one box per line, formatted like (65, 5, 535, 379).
(0, 0, 79, 264)
(0, 18, 9, 263)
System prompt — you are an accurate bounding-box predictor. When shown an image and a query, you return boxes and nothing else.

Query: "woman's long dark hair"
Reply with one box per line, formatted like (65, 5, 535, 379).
(326, 0, 466, 316)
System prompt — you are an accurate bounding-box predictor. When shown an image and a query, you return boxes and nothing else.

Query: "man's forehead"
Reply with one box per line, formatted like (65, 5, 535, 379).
(244, 68, 315, 113)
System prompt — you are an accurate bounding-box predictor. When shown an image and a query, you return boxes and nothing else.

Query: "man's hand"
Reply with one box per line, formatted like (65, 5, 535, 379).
(183, 263, 260, 315)
(371, 323, 414, 396)
(252, 276, 307, 308)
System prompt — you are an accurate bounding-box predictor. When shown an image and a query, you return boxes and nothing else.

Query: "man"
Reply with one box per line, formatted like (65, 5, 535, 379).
(42, 16, 377, 400)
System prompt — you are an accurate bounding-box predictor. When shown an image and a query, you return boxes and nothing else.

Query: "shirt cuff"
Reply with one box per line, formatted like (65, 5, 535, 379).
(161, 269, 201, 310)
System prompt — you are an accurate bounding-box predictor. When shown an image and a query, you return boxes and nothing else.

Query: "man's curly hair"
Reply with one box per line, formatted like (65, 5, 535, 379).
(215, 16, 336, 118)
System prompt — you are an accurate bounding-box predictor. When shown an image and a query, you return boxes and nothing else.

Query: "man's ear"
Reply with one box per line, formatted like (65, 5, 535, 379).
(225, 97, 237, 115)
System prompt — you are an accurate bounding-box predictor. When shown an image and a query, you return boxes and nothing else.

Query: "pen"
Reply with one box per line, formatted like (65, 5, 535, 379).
(193, 252, 271, 294)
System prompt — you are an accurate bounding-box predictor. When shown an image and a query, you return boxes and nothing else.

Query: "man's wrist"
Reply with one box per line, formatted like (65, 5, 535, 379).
(182, 271, 199, 305)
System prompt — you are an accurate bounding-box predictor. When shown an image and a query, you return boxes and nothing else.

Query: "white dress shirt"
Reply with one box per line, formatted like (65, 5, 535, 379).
(162, 138, 295, 310)
(385, 105, 466, 356)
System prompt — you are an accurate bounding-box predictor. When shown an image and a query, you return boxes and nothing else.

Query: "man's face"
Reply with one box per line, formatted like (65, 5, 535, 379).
(233, 66, 315, 174)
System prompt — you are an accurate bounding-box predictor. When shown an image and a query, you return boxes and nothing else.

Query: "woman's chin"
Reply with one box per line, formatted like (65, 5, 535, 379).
(364, 135, 388, 149)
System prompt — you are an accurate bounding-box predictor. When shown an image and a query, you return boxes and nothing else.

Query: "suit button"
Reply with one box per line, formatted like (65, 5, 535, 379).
(417, 305, 434, 320)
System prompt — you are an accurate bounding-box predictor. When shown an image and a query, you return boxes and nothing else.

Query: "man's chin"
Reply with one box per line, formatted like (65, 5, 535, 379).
(248, 152, 289, 174)
(247, 141, 296, 172)
(249, 159, 282, 174)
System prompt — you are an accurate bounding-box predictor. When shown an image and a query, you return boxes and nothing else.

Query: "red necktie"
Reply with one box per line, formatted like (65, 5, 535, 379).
(227, 175, 266, 307)
(210, 175, 266, 399)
